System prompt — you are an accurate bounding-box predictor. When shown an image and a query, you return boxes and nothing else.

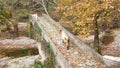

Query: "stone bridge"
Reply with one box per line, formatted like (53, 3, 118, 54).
(29, 14, 106, 68)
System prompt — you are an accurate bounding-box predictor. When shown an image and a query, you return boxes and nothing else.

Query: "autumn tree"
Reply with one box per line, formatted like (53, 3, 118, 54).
(56, 0, 120, 54)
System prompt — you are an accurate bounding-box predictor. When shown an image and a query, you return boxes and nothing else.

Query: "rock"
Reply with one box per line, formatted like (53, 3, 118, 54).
(103, 55, 120, 62)
(0, 37, 38, 52)
(15, 37, 36, 45)
(0, 39, 14, 45)
(0, 55, 39, 68)
(18, 23, 27, 31)
(73, 51, 78, 55)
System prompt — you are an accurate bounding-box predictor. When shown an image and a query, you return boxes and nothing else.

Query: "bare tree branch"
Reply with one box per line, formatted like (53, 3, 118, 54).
(53, 0, 56, 4)
(41, 0, 49, 15)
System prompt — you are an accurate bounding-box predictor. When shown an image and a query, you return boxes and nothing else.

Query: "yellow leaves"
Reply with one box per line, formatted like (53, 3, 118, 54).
(75, 21, 85, 26)
(62, 0, 73, 3)
(76, 28, 91, 39)
(72, 20, 93, 39)
(69, 6, 73, 10)
(56, 0, 119, 39)
(56, 0, 73, 6)
(118, 9, 120, 12)
(55, 7, 61, 12)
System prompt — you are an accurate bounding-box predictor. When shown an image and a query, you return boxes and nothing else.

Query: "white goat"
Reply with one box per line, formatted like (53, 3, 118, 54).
(31, 14, 38, 25)
(32, 14, 38, 21)
(60, 30, 69, 49)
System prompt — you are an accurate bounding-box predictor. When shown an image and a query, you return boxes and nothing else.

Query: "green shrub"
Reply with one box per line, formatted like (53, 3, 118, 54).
(17, 9, 29, 22)
(34, 63, 42, 68)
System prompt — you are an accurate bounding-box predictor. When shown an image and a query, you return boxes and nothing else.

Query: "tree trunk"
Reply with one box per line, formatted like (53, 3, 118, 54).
(93, 19, 101, 54)
(93, 9, 104, 54)
(14, 23, 19, 37)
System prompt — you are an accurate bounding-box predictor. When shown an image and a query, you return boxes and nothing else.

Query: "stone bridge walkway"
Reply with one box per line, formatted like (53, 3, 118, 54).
(37, 16, 81, 67)
(32, 15, 106, 68)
